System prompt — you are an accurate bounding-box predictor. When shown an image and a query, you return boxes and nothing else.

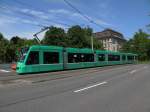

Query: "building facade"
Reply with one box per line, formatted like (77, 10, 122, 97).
(94, 29, 126, 51)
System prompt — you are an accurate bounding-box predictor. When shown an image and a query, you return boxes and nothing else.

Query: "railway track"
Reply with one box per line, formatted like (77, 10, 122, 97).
(0, 64, 135, 84)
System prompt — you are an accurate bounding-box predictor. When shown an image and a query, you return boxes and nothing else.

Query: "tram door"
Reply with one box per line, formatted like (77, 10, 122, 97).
(63, 48, 67, 70)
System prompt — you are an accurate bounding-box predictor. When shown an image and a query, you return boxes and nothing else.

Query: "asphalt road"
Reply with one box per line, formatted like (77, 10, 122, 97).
(0, 64, 150, 112)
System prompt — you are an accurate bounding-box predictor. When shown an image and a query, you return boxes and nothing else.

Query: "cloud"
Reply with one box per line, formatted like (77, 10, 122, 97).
(48, 9, 71, 15)
(19, 8, 49, 19)
(49, 9, 81, 18)
(71, 13, 87, 21)
(48, 8, 111, 26)
(0, 18, 15, 26)
(21, 19, 40, 26)
(0, 6, 51, 23)
(0, 14, 43, 32)
(53, 24, 68, 29)
(0, 16, 18, 26)
(87, 16, 112, 26)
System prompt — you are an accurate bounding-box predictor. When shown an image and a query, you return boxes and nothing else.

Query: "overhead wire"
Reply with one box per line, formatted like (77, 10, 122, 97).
(63, 0, 106, 29)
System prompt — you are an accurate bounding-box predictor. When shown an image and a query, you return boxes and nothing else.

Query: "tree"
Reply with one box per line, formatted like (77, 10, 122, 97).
(146, 38, 150, 59)
(93, 37, 103, 49)
(67, 25, 103, 49)
(10, 36, 22, 44)
(122, 29, 150, 61)
(24, 39, 37, 46)
(42, 26, 67, 46)
(0, 33, 9, 63)
(67, 25, 87, 48)
(0, 33, 3, 40)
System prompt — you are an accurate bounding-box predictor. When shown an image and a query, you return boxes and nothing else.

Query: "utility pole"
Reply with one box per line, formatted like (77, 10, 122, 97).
(91, 35, 94, 51)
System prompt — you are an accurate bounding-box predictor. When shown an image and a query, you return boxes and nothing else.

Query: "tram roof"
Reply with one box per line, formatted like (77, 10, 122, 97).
(28, 45, 137, 56)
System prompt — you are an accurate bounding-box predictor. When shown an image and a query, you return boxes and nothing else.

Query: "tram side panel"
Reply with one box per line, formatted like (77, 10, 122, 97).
(95, 50, 108, 67)
(39, 48, 64, 72)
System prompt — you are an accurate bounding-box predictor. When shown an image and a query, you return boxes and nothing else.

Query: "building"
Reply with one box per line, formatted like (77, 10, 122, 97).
(94, 29, 126, 51)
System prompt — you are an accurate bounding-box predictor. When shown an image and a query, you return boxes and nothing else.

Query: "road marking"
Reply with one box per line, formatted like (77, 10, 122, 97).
(0, 69, 11, 73)
(130, 70, 137, 74)
(74, 81, 107, 93)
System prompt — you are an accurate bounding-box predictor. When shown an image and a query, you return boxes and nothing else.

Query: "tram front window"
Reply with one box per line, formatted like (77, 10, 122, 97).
(18, 47, 29, 62)
(26, 51, 39, 65)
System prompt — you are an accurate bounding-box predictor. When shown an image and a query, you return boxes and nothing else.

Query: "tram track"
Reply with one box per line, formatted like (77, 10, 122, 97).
(0, 64, 137, 84)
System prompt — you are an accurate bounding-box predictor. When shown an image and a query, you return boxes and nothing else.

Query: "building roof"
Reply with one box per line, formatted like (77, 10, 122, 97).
(94, 28, 126, 41)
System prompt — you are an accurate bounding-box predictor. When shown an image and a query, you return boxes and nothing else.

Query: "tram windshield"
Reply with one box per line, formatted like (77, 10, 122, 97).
(18, 47, 29, 62)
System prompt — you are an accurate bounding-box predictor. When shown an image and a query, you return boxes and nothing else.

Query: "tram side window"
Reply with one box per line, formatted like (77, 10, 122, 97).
(44, 52, 59, 64)
(122, 55, 126, 61)
(68, 53, 80, 63)
(68, 53, 94, 63)
(108, 55, 113, 61)
(127, 56, 134, 61)
(98, 54, 105, 61)
(108, 55, 120, 61)
(83, 54, 94, 62)
(115, 55, 120, 61)
(26, 51, 39, 65)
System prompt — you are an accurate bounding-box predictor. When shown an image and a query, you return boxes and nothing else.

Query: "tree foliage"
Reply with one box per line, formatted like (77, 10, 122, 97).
(0, 33, 9, 63)
(42, 26, 67, 47)
(42, 25, 103, 49)
(122, 29, 150, 61)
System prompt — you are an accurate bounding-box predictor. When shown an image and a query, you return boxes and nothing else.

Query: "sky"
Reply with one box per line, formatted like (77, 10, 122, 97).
(0, 0, 150, 40)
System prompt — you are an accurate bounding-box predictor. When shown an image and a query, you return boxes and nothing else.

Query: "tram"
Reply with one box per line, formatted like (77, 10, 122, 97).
(16, 45, 138, 74)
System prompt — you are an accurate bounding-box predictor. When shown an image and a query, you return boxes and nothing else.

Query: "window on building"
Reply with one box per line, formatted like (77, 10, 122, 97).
(108, 54, 120, 61)
(98, 54, 105, 61)
(112, 38, 116, 44)
(26, 51, 39, 65)
(43, 52, 59, 64)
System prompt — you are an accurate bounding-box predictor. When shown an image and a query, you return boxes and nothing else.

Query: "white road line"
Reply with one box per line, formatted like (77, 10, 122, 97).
(0, 69, 11, 73)
(130, 70, 137, 74)
(74, 81, 107, 93)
